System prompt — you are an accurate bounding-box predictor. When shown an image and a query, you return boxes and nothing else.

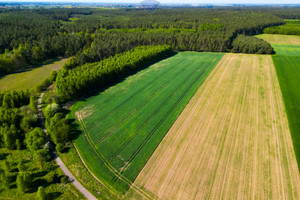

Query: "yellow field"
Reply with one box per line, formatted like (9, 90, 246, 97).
(256, 34, 300, 45)
(130, 54, 300, 200)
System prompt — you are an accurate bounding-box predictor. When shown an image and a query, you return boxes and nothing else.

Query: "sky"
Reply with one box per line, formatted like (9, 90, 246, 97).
(0, 0, 300, 4)
(0, 0, 299, 4)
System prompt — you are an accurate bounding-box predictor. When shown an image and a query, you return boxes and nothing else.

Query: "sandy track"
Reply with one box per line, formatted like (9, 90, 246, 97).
(130, 54, 300, 200)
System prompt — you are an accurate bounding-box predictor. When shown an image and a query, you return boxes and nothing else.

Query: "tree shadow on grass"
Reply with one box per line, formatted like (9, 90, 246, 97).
(0, 153, 9, 160)
(47, 192, 63, 199)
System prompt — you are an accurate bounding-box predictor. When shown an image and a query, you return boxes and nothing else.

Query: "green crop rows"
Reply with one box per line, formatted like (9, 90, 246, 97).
(68, 52, 224, 195)
(272, 44, 300, 170)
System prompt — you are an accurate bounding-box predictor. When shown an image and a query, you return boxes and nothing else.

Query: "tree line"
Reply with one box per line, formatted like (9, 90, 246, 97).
(231, 35, 274, 54)
(55, 45, 173, 102)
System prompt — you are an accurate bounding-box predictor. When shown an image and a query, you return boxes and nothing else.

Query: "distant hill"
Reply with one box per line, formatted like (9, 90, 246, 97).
(141, 0, 160, 9)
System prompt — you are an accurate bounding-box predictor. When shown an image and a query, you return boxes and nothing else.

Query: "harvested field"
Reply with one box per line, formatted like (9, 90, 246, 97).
(256, 34, 300, 45)
(131, 54, 300, 200)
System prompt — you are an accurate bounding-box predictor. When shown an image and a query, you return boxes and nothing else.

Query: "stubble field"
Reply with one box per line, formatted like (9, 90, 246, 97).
(131, 53, 300, 200)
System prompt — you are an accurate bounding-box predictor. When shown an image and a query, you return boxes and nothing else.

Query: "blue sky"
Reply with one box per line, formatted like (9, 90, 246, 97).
(1, 0, 300, 4)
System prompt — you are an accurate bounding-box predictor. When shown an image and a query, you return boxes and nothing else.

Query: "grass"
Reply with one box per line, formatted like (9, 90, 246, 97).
(58, 145, 118, 200)
(255, 34, 300, 45)
(68, 52, 224, 196)
(0, 148, 85, 200)
(271, 43, 300, 170)
(0, 58, 68, 91)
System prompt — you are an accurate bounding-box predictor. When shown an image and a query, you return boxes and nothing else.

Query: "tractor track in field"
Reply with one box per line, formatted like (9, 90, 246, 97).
(88, 59, 187, 133)
(76, 111, 154, 200)
(95, 59, 190, 144)
(108, 64, 208, 164)
(113, 65, 212, 181)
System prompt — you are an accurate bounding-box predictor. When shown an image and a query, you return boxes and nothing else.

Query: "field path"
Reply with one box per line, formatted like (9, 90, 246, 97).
(131, 54, 300, 200)
(38, 88, 97, 200)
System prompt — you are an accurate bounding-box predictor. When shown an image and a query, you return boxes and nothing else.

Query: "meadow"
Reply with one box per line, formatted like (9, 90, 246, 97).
(0, 58, 67, 91)
(255, 34, 300, 45)
(130, 53, 300, 200)
(69, 52, 223, 196)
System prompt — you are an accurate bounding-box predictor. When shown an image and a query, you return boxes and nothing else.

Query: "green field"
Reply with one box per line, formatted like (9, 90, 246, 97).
(0, 58, 68, 91)
(271, 43, 300, 170)
(69, 52, 224, 196)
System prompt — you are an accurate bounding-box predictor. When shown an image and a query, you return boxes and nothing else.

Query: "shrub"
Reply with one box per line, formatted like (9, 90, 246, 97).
(56, 143, 65, 153)
(37, 186, 47, 200)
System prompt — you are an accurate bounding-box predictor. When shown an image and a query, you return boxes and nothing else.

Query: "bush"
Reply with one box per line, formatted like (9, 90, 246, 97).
(44, 171, 58, 183)
(24, 127, 46, 151)
(16, 173, 28, 193)
(35, 78, 52, 93)
(56, 143, 65, 153)
(45, 103, 60, 118)
(37, 186, 47, 200)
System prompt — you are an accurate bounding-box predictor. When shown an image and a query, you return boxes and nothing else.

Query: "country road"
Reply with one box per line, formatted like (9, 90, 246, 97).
(38, 88, 98, 200)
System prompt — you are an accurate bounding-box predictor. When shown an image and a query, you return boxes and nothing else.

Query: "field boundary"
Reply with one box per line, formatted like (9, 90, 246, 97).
(73, 144, 121, 199)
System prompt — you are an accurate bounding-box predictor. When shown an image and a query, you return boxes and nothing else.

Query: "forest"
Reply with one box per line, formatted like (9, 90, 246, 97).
(0, 7, 291, 75)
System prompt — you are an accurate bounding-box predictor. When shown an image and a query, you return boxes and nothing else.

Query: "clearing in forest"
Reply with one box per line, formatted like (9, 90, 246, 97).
(131, 54, 300, 200)
(69, 52, 224, 196)
(0, 58, 68, 91)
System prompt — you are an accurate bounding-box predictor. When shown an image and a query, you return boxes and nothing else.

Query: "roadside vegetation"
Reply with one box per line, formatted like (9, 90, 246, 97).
(0, 90, 84, 199)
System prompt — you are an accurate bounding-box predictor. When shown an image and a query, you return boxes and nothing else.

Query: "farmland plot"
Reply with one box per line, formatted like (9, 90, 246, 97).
(69, 52, 223, 196)
(256, 34, 300, 45)
(131, 54, 300, 200)
(271, 43, 300, 169)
